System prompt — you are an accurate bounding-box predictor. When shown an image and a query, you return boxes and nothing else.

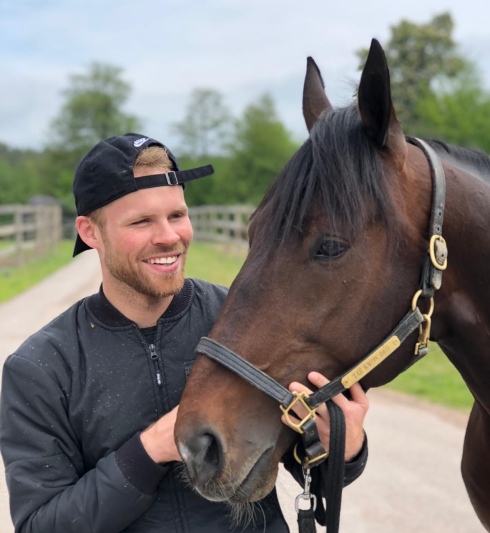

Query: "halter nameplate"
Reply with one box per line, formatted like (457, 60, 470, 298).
(341, 336, 401, 388)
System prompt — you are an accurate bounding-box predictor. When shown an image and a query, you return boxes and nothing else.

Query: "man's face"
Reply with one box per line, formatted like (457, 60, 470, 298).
(95, 176, 193, 300)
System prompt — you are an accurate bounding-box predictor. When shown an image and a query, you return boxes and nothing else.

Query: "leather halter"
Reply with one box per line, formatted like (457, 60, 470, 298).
(195, 137, 448, 531)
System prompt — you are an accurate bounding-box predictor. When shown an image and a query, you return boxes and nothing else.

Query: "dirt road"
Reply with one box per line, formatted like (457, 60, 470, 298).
(0, 250, 484, 532)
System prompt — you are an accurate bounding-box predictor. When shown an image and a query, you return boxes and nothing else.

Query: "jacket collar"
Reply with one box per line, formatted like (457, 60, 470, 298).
(87, 279, 193, 327)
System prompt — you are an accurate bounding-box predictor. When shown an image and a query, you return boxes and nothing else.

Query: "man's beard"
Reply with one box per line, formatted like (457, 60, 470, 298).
(103, 241, 188, 299)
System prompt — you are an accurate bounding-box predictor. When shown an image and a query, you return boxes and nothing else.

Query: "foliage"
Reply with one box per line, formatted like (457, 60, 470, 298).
(416, 70, 490, 152)
(221, 94, 299, 205)
(49, 63, 141, 155)
(177, 93, 299, 206)
(42, 63, 142, 209)
(357, 12, 467, 134)
(172, 89, 232, 158)
(0, 144, 43, 204)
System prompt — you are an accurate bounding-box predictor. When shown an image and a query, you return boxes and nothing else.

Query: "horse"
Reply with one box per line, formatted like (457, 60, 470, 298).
(175, 38, 490, 531)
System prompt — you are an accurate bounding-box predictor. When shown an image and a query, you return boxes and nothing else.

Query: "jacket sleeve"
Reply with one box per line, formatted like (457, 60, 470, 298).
(0, 353, 169, 533)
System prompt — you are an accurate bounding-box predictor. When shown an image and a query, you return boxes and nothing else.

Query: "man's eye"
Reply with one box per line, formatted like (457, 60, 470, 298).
(132, 219, 150, 225)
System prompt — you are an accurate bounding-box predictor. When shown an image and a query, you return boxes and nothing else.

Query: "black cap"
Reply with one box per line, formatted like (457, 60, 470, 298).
(72, 133, 214, 256)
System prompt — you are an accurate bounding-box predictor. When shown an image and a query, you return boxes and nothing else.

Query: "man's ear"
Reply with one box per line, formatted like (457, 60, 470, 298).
(76, 216, 101, 250)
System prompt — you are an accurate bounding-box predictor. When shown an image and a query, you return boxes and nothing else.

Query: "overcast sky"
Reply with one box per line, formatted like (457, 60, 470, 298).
(2, 0, 490, 152)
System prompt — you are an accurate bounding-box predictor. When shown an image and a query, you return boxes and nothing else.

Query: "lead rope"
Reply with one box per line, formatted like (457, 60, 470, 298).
(297, 401, 345, 533)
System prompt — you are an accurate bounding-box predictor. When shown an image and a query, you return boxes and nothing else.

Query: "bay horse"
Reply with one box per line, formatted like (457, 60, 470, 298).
(175, 39, 490, 531)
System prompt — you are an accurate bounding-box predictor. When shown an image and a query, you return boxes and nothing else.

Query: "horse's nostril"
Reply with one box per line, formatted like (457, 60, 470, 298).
(202, 432, 220, 468)
(183, 430, 223, 486)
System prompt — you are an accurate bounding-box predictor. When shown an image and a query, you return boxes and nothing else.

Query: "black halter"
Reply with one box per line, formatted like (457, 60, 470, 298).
(196, 137, 448, 532)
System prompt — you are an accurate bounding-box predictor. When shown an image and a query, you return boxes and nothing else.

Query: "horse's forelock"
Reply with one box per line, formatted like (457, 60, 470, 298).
(250, 104, 397, 255)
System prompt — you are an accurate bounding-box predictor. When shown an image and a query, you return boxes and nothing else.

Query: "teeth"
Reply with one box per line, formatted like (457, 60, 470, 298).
(147, 256, 177, 265)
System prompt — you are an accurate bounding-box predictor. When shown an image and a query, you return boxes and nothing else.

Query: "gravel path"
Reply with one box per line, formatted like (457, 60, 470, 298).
(0, 250, 484, 532)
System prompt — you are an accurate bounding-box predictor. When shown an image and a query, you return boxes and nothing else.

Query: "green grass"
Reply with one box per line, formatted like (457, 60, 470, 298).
(185, 241, 247, 287)
(0, 240, 14, 250)
(0, 239, 473, 412)
(0, 241, 74, 302)
(387, 344, 473, 411)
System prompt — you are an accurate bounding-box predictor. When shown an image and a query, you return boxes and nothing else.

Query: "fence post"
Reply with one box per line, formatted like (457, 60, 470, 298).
(0, 204, 64, 268)
(188, 205, 254, 248)
(14, 206, 24, 267)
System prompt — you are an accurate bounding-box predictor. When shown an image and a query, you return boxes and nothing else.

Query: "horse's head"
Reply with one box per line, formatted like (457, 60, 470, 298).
(175, 39, 435, 503)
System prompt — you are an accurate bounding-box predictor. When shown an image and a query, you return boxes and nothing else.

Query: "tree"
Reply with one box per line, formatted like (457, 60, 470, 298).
(50, 63, 141, 154)
(416, 69, 490, 152)
(172, 89, 232, 158)
(0, 144, 43, 204)
(44, 63, 141, 205)
(222, 93, 298, 205)
(356, 12, 467, 133)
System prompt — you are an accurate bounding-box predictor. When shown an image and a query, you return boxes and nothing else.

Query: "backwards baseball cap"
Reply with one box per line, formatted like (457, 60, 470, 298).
(72, 133, 214, 256)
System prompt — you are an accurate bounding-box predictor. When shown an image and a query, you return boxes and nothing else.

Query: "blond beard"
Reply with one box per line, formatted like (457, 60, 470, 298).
(102, 239, 188, 300)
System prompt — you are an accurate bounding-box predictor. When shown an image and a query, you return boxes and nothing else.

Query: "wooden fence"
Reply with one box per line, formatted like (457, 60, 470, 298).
(189, 205, 255, 247)
(0, 204, 63, 267)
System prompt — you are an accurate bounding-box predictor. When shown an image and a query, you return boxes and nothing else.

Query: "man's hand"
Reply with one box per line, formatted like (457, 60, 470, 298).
(281, 372, 369, 461)
(140, 406, 181, 464)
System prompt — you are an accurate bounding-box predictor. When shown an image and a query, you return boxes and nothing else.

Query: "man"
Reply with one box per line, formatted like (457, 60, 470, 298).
(0, 133, 369, 532)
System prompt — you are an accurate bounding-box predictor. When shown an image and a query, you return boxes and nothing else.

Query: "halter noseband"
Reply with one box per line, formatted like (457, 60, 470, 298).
(195, 137, 448, 532)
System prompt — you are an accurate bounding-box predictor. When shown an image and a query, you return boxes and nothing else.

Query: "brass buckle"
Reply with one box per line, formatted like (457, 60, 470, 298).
(412, 290, 434, 356)
(293, 442, 329, 468)
(280, 391, 317, 434)
(412, 289, 434, 316)
(414, 314, 432, 355)
(429, 235, 448, 271)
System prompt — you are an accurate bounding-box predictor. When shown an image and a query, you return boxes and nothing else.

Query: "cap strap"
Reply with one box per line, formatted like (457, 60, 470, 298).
(135, 164, 214, 189)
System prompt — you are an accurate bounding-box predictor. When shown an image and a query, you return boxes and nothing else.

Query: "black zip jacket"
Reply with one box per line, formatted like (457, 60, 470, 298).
(0, 278, 367, 532)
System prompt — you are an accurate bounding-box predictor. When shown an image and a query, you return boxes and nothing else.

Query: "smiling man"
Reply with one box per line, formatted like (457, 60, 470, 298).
(0, 133, 369, 532)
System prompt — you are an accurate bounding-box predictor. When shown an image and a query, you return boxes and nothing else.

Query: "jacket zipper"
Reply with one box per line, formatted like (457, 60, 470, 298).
(149, 343, 162, 387)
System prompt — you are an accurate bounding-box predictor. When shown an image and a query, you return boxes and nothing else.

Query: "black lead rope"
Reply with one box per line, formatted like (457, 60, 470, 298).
(323, 402, 345, 532)
(297, 401, 345, 533)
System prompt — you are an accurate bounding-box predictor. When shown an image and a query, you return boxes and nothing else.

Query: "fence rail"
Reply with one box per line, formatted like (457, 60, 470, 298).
(189, 205, 255, 247)
(0, 204, 63, 266)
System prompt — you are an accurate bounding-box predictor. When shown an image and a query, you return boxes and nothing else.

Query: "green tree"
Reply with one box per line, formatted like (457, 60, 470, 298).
(50, 63, 141, 154)
(416, 69, 490, 152)
(0, 144, 43, 204)
(172, 89, 232, 158)
(357, 12, 467, 133)
(44, 63, 142, 206)
(222, 93, 298, 205)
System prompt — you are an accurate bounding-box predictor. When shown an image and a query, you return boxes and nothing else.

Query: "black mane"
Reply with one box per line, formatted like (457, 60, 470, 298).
(251, 104, 395, 247)
(251, 104, 490, 252)
(429, 140, 490, 182)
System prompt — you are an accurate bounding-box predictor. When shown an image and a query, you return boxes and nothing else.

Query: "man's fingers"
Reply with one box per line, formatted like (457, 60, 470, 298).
(289, 381, 313, 395)
(348, 383, 369, 408)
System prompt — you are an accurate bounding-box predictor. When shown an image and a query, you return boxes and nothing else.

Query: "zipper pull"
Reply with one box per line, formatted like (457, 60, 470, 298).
(149, 344, 162, 387)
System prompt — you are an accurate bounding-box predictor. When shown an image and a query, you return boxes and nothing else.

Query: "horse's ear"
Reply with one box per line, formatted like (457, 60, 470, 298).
(358, 39, 405, 155)
(303, 57, 333, 132)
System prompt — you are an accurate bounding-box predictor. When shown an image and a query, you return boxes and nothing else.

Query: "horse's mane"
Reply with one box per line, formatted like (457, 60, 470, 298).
(428, 140, 490, 183)
(251, 104, 395, 248)
(251, 104, 490, 252)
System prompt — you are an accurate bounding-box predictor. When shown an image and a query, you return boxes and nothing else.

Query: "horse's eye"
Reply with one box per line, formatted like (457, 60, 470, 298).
(315, 238, 348, 259)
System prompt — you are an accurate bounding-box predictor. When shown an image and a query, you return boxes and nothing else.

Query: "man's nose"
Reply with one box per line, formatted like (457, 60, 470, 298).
(151, 220, 181, 247)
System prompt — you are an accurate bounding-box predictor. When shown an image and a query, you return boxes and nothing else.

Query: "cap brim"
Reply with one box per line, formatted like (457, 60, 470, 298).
(73, 233, 92, 257)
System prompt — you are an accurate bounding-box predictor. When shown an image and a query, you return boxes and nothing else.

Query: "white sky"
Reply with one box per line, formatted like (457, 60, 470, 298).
(1, 0, 490, 151)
